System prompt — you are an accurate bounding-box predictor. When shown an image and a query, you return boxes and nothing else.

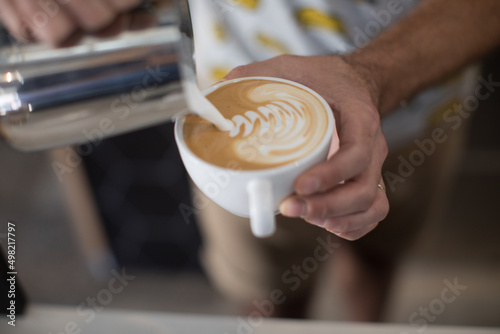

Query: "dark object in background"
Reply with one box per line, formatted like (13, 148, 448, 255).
(82, 122, 202, 271)
(0, 247, 27, 315)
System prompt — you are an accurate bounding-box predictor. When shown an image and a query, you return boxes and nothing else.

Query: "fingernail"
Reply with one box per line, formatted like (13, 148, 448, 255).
(280, 198, 307, 217)
(297, 176, 320, 195)
(308, 218, 326, 227)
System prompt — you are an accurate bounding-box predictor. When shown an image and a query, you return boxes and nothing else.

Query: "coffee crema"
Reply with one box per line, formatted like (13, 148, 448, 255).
(183, 79, 329, 170)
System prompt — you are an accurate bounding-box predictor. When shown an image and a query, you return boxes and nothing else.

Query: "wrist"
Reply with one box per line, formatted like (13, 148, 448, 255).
(341, 51, 389, 116)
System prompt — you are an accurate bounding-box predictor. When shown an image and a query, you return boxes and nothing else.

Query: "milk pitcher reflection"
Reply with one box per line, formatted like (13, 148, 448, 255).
(0, 0, 207, 151)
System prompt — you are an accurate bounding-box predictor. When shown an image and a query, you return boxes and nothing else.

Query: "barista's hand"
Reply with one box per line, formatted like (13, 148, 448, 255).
(224, 55, 389, 240)
(0, 0, 142, 46)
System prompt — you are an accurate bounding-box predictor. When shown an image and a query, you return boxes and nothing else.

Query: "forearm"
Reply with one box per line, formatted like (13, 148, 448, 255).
(345, 0, 500, 116)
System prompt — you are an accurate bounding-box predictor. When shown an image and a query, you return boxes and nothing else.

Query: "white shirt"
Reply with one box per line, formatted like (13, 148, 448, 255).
(189, 0, 477, 148)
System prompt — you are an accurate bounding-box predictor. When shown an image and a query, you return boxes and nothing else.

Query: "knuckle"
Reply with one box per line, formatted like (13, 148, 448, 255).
(361, 113, 382, 144)
(113, 0, 142, 11)
(306, 200, 330, 220)
(358, 188, 376, 212)
(324, 217, 343, 230)
(364, 105, 381, 125)
(316, 161, 340, 186)
(354, 148, 371, 170)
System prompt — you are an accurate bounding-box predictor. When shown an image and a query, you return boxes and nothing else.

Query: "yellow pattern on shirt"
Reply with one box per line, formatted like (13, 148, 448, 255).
(213, 21, 227, 41)
(255, 32, 291, 55)
(210, 66, 232, 82)
(230, 0, 260, 10)
(296, 8, 344, 32)
(427, 99, 462, 128)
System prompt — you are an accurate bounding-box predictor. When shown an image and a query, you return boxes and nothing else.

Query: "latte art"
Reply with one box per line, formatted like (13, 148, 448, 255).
(183, 79, 329, 170)
(228, 88, 325, 165)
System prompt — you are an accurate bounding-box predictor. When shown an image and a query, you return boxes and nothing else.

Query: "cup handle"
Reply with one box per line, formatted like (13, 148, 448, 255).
(247, 179, 276, 238)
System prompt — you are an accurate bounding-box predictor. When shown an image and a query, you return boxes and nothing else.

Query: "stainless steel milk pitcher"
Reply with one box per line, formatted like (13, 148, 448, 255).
(0, 0, 195, 151)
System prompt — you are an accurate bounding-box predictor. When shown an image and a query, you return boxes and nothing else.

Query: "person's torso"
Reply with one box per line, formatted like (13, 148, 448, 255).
(190, 0, 477, 147)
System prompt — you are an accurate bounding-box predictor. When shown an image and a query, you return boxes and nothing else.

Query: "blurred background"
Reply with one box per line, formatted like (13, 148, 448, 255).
(0, 50, 499, 327)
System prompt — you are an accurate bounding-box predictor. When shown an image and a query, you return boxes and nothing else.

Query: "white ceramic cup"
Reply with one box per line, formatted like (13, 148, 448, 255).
(174, 77, 337, 238)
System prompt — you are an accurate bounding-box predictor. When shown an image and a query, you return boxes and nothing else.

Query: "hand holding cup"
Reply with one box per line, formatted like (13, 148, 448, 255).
(175, 77, 337, 237)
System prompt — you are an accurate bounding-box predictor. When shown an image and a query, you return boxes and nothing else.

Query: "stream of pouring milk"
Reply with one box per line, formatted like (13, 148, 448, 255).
(182, 81, 233, 131)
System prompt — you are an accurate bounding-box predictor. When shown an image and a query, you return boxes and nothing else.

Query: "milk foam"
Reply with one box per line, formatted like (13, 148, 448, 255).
(182, 80, 234, 131)
(183, 79, 329, 170)
(227, 84, 326, 165)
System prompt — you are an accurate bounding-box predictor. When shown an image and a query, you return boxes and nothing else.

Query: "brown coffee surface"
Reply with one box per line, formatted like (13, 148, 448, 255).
(183, 79, 329, 170)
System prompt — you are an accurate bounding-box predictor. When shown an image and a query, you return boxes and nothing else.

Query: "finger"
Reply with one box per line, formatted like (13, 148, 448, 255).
(64, 0, 115, 32)
(310, 134, 387, 218)
(106, 0, 143, 12)
(335, 223, 379, 241)
(294, 143, 370, 196)
(301, 135, 387, 219)
(128, 11, 158, 30)
(280, 139, 385, 221)
(223, 64, 272, 81)
(0, 0, 29, 41)
(10, 0, 75, 46)
(294, 102, 381, 196)
(223, 55, 293, 81)
(280, 140, 387, 219)
(93, 14, 129, 38)
(311, 187, 389, 233)
(57, 28, 85, 48)
(300, 172, 380, 220)
(280, 196, 306, 218)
